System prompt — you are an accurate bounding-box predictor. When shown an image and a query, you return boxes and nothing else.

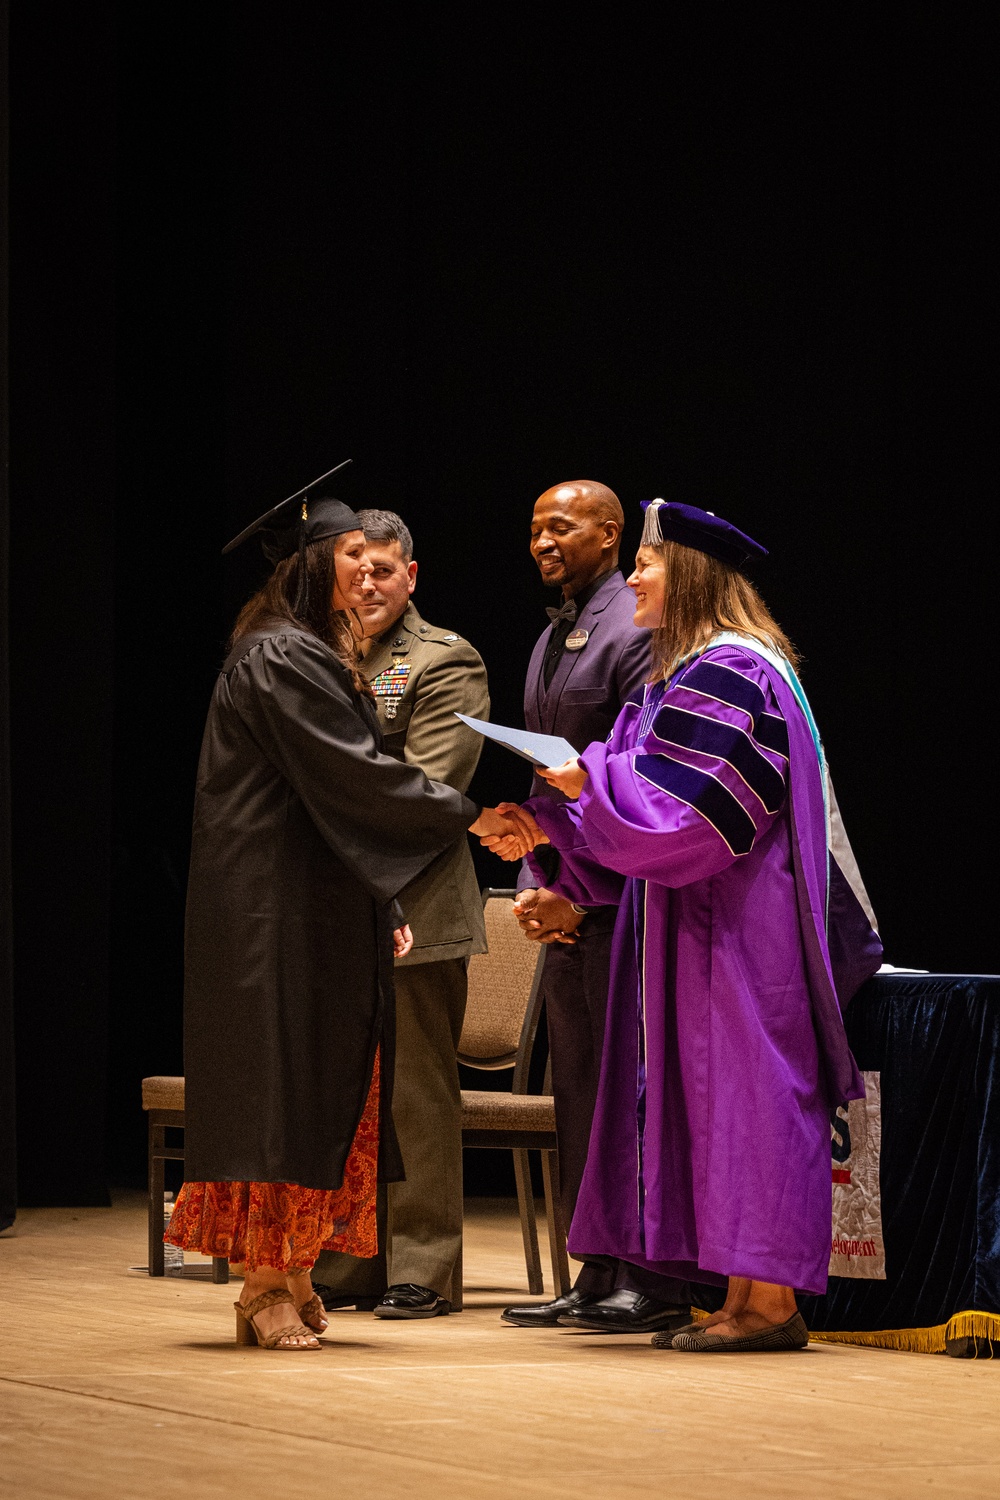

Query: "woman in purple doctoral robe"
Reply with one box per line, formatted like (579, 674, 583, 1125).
(487, 499, 882, 1352)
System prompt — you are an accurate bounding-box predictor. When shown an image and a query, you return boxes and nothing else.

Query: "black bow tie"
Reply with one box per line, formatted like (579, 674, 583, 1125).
(546, 599, 578, 625)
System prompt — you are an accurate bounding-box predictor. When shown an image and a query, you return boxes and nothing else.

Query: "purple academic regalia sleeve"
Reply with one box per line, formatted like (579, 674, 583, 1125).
(524, 799, 627, 906)
(533, 649, 791, 889)
(523, 702, 638, 905)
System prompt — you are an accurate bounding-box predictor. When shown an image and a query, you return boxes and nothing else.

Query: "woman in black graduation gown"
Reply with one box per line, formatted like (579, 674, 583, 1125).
(167, 479, 521, 1350)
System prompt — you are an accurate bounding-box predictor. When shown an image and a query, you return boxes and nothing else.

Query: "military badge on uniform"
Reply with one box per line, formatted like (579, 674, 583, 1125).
(371, 661, 412, 719)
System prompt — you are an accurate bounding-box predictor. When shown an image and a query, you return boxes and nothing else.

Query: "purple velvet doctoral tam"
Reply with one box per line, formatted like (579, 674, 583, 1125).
(527, 642, 882, 1296)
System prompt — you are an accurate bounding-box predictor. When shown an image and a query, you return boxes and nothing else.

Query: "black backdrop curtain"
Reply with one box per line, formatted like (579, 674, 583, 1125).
(3, 7, 994, 1207)
(7, 5, 116, 1205)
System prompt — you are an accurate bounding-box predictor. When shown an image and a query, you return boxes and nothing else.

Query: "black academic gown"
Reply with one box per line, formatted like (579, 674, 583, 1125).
(183, 624, 477, 1191)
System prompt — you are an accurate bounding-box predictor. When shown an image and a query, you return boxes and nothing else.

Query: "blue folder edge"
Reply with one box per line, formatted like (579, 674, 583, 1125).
(454, 713, 579, 769)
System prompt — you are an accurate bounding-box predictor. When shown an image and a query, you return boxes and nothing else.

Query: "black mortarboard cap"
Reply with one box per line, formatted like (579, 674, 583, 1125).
(640, 499, 767, 570)
(222, 459, 362, 563)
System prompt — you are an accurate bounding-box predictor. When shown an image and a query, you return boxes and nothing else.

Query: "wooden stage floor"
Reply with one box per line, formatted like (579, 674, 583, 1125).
(2, 1195, 999, 1500)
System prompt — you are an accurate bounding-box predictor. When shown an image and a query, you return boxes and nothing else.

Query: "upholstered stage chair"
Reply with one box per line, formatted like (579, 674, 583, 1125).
(455, 889, 571, 1309)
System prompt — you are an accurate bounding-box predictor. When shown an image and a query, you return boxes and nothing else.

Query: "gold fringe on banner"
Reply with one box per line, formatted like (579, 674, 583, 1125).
(809, 1310, 1000, 1355)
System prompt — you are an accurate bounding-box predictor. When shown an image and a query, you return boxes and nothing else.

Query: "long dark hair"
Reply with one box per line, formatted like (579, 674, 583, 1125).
(648, 540, 800, 682)
(229, 535, 371, 697)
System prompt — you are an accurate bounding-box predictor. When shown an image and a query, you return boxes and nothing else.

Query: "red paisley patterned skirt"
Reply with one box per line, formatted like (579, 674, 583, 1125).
(166, 1051, 380, 1273)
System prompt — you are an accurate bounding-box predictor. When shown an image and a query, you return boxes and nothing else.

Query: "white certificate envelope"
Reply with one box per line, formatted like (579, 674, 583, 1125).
(454, 714, 579, 769)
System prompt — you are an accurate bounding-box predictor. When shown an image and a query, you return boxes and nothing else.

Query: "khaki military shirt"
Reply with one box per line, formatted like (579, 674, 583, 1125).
(364, 602, 489, 966)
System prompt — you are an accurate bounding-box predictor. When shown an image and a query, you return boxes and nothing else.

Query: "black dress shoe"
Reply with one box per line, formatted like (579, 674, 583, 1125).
(373, 1284, 451, 1319)
(312, 1284, 380, 1313)
(501, 1288, 601, 1327)
(557, 1289, 693, 1334)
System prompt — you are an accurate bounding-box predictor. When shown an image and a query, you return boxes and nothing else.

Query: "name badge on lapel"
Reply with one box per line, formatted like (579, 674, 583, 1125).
(565, 629, 589, 651)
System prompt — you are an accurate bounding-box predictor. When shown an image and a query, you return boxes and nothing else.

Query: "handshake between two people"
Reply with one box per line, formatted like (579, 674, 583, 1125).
(467, 804, 547, 862)
(466, 757, 590, 863)
(466, 757, 591, 947)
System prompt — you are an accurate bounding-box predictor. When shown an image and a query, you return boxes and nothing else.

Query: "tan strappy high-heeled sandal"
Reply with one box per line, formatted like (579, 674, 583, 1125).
(296, 1292, 329, 1334)
(235, 1289, 322, 1350)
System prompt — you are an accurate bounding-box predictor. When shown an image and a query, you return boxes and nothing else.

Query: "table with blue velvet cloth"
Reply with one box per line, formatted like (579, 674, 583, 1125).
(799, 971, 1000, 1354)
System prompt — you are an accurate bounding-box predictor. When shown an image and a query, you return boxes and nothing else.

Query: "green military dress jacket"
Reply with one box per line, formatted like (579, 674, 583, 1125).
(364, 602, 489, 967)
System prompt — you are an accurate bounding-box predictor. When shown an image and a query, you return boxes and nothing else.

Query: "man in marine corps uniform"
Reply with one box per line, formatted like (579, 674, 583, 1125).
(312, 509, 489, 1318)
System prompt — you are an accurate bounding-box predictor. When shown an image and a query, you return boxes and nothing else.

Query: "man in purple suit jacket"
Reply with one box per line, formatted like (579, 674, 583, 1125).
(501, 481, 691, 1337)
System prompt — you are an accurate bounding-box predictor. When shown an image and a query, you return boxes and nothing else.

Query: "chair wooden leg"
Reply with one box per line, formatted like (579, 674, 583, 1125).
(541, 1149, 571, 1295)
(449, 1232, 464, 1312)
(212, 1257, 230, 1284)
(513, 1148, 543, 1295)
(148, 1121, 165, 1277)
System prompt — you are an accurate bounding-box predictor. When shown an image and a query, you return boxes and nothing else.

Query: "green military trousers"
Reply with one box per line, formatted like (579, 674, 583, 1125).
(313, 956, 467, 1304)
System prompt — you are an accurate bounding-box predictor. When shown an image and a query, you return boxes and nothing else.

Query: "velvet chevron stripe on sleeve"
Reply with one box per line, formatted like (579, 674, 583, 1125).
(648, 704, 787, 813)
(633, 753, 759, 856)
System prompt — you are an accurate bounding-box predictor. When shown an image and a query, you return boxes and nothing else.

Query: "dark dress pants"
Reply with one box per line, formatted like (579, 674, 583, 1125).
(544, 909, 689, 1304)
(312, 957, 467, 1302)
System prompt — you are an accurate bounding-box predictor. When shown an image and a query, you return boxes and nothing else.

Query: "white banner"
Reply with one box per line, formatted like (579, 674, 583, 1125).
(829, 1069, 885, 1278)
